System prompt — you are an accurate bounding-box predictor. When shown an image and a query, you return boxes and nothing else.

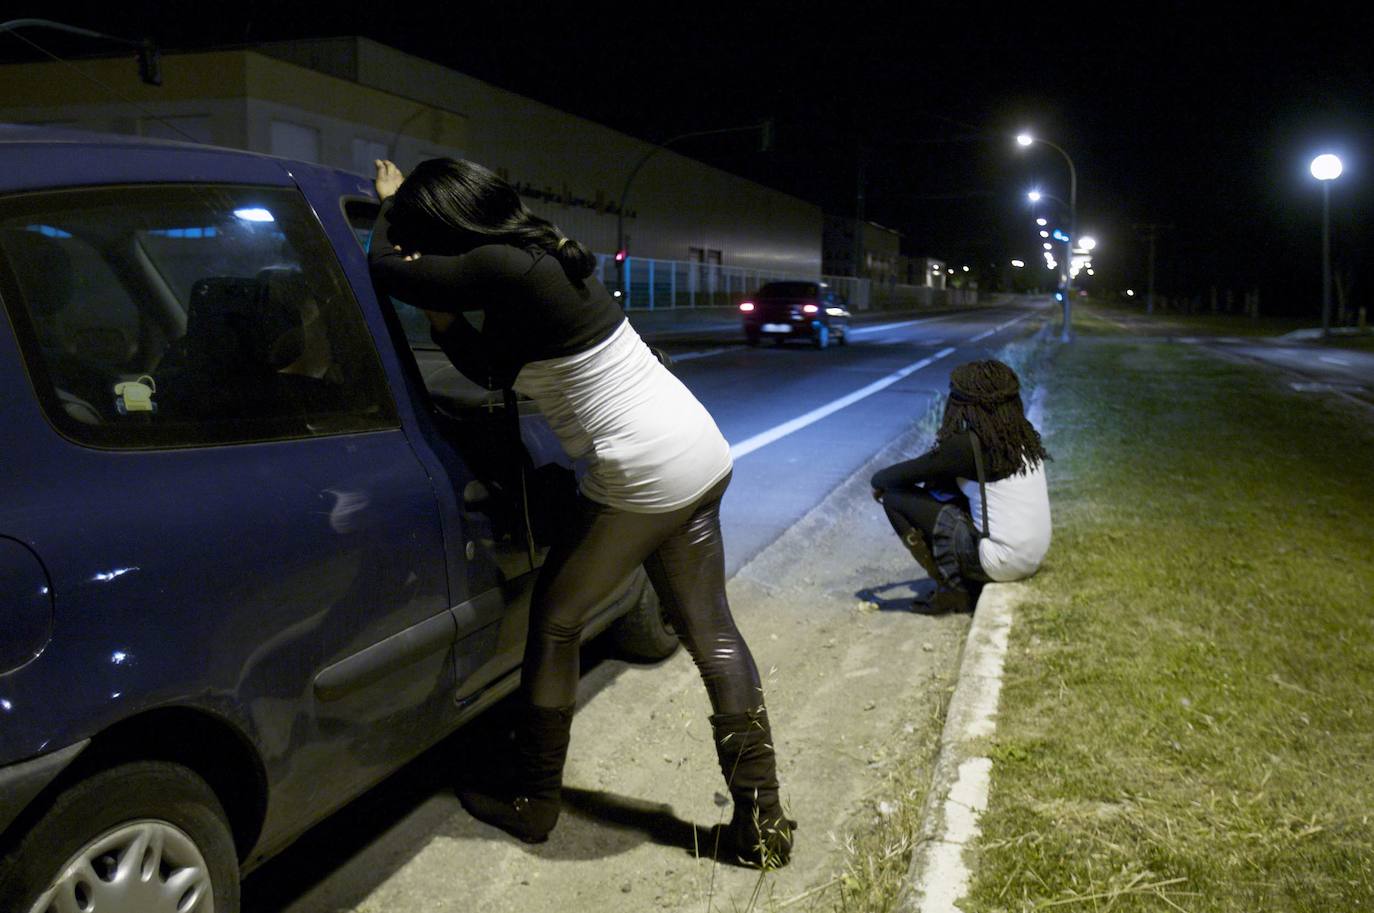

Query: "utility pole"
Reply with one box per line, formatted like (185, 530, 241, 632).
(853, 146, 866, 281)
(1133, 223, 1172, 315)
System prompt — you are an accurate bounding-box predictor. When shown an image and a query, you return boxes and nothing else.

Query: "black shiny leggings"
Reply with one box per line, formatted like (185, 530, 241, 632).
(881, 487, 948, 542)
(523, 473, 763, 713)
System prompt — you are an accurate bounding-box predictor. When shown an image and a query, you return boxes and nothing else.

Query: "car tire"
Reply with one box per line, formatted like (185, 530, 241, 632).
(838, 324, 849, 345)
(609, 575, 678, 662)
(0, 761, 240, 913)
(813, 325, 830, 350)
(745, 333, 760, 347)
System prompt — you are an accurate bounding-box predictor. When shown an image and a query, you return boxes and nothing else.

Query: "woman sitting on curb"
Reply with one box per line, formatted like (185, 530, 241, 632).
(871, 359, 1052, 611)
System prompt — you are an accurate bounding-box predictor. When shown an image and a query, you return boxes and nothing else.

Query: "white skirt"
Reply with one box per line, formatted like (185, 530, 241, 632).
(514, 320, 733, 513)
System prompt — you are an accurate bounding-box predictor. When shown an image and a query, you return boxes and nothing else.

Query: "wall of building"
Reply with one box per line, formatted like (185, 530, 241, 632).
(0, 39, 820, 276)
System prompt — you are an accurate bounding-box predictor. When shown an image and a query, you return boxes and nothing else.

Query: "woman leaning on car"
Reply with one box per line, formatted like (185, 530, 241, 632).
(367, 157, 795, 867)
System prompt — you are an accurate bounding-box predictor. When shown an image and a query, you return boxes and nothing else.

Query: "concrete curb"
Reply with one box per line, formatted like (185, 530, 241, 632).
(892, 585, 1018, 913)
(893, 381, 1049, 913)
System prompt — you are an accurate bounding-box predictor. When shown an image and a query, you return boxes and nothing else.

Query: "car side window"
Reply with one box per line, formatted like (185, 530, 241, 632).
(0, 184, 398, 449)
(341, 198, 433, 348)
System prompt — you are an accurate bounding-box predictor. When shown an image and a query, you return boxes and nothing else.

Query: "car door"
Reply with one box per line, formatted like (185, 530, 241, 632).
(0, 147, 456, 850)
(327, 180, 545, 713)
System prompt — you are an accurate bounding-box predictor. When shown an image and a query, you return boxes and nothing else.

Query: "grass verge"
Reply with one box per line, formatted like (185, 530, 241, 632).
(962, 310, 1374, 910)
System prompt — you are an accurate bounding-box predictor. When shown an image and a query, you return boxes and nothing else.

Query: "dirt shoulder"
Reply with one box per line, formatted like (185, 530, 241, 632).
(334, 416, 966, 913)
(235, 406, 967, 913)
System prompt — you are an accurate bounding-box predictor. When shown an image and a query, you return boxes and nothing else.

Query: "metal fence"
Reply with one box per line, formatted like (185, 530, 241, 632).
(595, 254, 879, 311)
(592, 254, 977, 311)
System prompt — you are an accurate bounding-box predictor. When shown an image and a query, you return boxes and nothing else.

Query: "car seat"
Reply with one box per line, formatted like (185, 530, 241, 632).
(0, 228, 104, 424)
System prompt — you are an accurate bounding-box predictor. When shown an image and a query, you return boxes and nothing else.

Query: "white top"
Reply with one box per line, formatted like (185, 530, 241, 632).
(514, 320, 733, 513)
(959, 459, 1052, 582)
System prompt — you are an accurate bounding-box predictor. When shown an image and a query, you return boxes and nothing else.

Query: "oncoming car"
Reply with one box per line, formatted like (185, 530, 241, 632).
(740, 281, 851, 349)
(0, 126, 675, 913)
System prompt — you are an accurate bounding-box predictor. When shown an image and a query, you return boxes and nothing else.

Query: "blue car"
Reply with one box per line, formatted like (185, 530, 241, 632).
(0, 126, 673, 912)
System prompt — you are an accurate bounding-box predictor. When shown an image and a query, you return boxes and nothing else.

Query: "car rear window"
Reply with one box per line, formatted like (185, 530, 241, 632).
(0, 184, 399, 449)
(757, 282, 819, 298)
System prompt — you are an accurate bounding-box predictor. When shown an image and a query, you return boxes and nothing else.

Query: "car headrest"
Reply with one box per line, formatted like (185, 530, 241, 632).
(0, 228, 75, 319)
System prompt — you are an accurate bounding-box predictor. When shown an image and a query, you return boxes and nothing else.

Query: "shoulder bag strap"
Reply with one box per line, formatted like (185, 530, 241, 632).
(968, 430, 990, 540)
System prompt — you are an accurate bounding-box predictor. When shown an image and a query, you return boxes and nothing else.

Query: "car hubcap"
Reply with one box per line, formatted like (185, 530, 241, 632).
(30, 820, 214, 913)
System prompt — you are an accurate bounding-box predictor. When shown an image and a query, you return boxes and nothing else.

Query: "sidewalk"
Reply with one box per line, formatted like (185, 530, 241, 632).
(908, 312, 1374, 911)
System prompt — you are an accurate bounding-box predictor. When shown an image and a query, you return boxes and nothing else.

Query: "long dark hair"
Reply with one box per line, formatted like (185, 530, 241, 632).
(387, 158, 597, 281)
(936, 359, 1049, 477)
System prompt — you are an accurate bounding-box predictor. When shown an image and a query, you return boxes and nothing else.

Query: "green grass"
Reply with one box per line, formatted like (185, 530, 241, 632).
(962, 328, 1374, 910)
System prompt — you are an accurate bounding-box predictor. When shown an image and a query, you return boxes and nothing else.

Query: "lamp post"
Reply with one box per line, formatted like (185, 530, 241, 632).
(1309, 153, 1343, 337)
(615, 120, 772, 303)
(1018, 132, 1078, 341)
(1026, 189, 1071, 302)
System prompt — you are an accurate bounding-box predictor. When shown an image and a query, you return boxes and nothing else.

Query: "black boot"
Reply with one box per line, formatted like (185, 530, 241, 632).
(902, 528, 949, 585)
(459, 703, 574, 844)
(710, 707, 796, 868)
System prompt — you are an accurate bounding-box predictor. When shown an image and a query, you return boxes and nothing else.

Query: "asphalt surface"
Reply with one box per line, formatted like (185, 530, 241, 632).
(238, 296, 1054, 912)
(645, 303, 1050, 576)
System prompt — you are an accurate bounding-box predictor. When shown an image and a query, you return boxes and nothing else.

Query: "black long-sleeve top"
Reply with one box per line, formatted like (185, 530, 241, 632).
(368, 199, 624, 387)
(871, 433, 986, 492)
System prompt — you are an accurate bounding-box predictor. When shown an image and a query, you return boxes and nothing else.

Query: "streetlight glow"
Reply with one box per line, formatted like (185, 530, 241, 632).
(1310, 154, 1343, 181)
(1079, 236, 1097, 251)
(1039, 230, 1050, 238)
(1011, 259, 1025, 268)
(962, 265, 970, 272)
(1126, 289, 1135, 297)
(1043, 242, 1053, 250)
(1013, 128, 1079, 341)
(1036, 217, 1048, 227)
(1027, 190, 1042, 202)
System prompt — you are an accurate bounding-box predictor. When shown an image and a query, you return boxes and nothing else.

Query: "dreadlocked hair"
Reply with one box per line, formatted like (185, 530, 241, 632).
(936, 359, 1050, 478)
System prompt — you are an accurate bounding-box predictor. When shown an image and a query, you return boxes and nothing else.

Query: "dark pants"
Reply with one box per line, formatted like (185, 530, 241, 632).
(881, 486, 989, 594)
(522, 473, 763, 714)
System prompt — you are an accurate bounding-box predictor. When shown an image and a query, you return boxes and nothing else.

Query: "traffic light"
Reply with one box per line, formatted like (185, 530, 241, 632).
(614, 249, 627, 263)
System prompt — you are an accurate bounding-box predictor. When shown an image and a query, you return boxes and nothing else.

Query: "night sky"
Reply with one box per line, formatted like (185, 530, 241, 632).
(5, 1, 1372, 315)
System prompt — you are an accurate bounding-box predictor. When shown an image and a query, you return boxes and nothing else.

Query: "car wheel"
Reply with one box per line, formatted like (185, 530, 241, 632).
(609, 575, 678, 661)
(813, 324, 830, 350)
(838, 324, 849, 345)
(745, 333, 760, 347)
(0, 761, 240, 913)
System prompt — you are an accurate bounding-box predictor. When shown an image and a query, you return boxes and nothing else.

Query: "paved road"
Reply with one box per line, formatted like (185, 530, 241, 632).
(239, 297, 1053, 912)
(647, 303, 1050, 576)
(1195, 337, 1374, 407)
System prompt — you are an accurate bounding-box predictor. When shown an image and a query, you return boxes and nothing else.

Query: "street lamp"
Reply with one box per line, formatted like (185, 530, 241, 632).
(1017, 131, 1079, 341)
(1310, 153, 1343, 337)
(615, 120, 772, 303)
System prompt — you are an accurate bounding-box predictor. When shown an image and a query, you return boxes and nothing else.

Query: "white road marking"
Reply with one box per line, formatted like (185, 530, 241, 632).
(847, 315, 950, 336)
(669, 347, 730, 363)
(970, 312, 1035, 342)
(1320, 355, 1352, 366)
(729, 347, 956, 460)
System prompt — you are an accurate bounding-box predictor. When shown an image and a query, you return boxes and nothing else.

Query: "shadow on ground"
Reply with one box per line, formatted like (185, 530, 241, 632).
(856, 579, 974, 615)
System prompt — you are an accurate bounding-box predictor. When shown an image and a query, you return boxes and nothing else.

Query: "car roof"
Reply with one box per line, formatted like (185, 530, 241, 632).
(0, 122, 371, 189)
(2, 122, 222, 152)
